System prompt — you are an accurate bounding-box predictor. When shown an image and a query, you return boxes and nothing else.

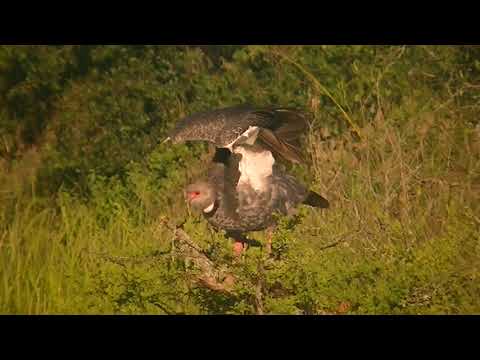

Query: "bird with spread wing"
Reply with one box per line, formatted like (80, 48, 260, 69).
(164, 104, 329, 256)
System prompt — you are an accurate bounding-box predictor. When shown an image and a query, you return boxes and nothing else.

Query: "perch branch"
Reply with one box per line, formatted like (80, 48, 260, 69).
(158, 217, 236, 294)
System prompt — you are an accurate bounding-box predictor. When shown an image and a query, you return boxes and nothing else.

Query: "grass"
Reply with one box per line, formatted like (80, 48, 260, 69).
(0, 46, 479, 314)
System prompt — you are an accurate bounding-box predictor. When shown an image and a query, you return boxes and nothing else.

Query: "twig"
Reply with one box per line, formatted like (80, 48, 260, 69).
(375, 46, 406, 112)
(161, 219, 237, 294)
(0, 231, 7, 249)
(318, 229, 359, 251)
(254, 262, 266, 315)
(254, 280, 265, 315)
(326, 168, 341, 193)
(86, 250, 170, 267)
(87, 217, 236, 294)
(319, 240, 346, 251)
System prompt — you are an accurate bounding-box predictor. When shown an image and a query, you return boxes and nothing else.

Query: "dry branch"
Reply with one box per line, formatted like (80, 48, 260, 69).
(159, 217, 237, 294)
(173, 227, 236, 293)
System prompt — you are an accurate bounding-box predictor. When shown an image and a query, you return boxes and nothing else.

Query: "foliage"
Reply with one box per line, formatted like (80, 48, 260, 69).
(0, 45, 479, 314)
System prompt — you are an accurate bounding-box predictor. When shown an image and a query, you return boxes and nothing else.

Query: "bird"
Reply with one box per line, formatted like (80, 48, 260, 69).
(164, 104, 310, 165)
(185, 147, 329, 256)
(164, 105, 330, 256)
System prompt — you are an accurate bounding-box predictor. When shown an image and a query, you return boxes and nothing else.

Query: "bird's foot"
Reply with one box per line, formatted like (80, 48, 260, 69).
(233, 241, 245, 257)
(265, 241, 272, 257)
(264, 226, 274, 259)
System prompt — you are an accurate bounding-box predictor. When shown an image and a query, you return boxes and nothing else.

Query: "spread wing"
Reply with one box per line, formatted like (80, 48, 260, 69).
(255, 108, 309, 164)
(168, 105, 309, 164)
(168, 104, 271, 147)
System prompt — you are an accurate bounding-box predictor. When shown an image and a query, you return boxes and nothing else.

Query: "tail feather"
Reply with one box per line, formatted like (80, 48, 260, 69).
(303, 191, 330, 209)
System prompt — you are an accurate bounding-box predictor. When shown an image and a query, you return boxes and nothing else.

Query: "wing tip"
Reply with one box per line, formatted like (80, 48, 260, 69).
(257, 129, 306, 165)
(304, 191, 330, 209)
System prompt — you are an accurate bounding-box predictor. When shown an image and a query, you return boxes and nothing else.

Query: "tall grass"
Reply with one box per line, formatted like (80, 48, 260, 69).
(2, 95, 478, 314)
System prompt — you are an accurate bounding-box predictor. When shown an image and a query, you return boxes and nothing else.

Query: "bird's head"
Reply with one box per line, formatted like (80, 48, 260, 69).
(185, 181, 216, 213)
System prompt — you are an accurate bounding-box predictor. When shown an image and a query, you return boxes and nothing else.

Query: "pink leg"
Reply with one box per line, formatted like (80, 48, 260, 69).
(233, 241, 245, 257)
(228, 232, 249, 258)
(265, 227, 273, 256)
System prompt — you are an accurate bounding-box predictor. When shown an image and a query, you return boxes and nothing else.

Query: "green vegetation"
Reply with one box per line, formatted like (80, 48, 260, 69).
(1, 45, 479, 314)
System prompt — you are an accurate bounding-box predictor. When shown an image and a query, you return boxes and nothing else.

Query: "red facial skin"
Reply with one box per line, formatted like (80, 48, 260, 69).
(186, 191, 200, 202)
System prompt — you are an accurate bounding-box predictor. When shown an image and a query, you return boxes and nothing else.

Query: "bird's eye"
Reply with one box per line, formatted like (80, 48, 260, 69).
(187, 191, 201, 199)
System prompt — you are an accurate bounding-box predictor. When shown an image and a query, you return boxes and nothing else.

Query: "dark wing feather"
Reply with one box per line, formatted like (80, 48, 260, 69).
(303, 191, 330, 208)
(211, 147, 231, 164)
(223, 151, 243, 219)
(257, 128, 305, 164)
(255, 108, 309, 164)
(208, 147, 242, 220)
(270, 108, 309, 145)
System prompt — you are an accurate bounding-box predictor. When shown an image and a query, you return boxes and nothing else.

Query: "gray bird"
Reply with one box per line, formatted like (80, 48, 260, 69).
(164, 104, 309, 164)
(185, 145, 329, 255)
(166, 105, 329, 255)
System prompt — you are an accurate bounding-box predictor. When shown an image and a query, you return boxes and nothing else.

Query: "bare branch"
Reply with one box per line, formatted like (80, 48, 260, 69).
(171, 225, 237, 294)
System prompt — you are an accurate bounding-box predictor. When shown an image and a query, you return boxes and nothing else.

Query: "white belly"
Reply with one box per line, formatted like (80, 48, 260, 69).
(233, 145, 275, 193)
